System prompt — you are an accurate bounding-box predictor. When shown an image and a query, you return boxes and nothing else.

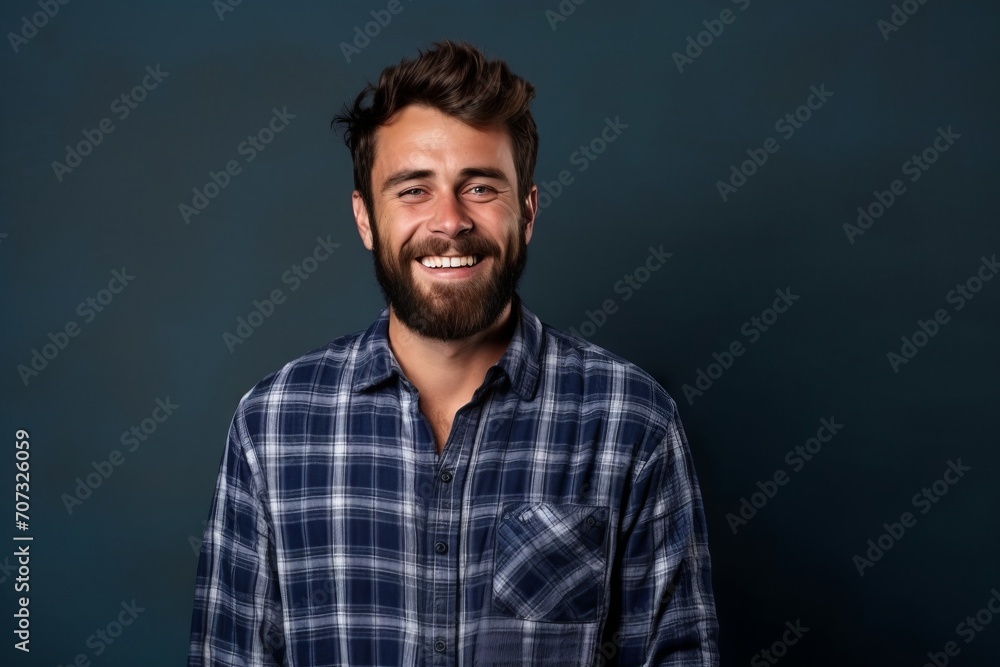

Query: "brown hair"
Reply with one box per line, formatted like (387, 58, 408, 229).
(332, 40, 538, 220)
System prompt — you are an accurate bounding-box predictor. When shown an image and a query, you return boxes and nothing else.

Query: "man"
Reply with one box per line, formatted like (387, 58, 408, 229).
(189, 40, 718, 665)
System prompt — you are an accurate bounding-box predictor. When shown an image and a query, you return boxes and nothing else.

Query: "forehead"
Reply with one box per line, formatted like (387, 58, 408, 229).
(372, 104, 515, 179)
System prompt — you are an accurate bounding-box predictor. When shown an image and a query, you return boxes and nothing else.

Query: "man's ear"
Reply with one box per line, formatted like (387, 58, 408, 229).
(522, 184, 538, 244)
(353, 191, 374, 250)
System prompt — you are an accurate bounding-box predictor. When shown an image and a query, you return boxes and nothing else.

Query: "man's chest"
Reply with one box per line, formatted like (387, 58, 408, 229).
(418, 395, 463, 455)
(258, 396, 640, 662)
(260, 390, 639, 515)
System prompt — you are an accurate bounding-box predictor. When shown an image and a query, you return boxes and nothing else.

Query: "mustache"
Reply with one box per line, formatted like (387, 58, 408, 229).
(401, 235, 501, 261)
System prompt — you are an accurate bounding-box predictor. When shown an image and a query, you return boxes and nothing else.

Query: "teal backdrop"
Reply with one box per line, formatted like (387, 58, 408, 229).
(2, 0, 998, 664)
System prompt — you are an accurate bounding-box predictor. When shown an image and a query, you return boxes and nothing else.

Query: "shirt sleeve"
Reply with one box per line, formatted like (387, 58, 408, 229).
(188, 404, 287, 666)
(600, 398, 720, 666)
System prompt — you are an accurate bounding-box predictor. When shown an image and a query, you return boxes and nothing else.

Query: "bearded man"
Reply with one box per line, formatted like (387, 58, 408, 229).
(189, 40, 719, 666)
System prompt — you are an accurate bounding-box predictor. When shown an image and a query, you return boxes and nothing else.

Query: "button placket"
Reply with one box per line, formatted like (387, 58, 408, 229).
(427, 408, 476, 665)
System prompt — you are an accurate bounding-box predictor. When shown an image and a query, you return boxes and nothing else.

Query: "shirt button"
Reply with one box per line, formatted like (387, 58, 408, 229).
(440, 470, 453, 483)
(434, 541, 448, 554)
(434, 638, 446, 652)
(586, 515, 596, 527)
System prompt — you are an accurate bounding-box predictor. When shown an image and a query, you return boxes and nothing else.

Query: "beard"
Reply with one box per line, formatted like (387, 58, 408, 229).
(370, 217, 527, 341)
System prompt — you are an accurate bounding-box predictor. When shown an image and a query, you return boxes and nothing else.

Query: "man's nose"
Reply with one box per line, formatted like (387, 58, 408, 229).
(427, 190, 473, 237)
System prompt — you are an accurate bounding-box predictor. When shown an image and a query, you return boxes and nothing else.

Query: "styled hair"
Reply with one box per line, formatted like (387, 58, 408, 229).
(332, 40, 538, 220)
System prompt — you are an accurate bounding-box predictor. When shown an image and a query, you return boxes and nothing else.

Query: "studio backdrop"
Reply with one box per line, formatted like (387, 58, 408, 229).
(2, 0, 998, 664)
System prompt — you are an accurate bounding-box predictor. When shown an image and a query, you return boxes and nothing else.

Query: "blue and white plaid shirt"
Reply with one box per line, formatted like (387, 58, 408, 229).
(189, 297, 718, 666)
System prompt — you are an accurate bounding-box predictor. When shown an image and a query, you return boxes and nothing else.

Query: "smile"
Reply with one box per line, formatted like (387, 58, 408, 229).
(418, 255, 481, 268)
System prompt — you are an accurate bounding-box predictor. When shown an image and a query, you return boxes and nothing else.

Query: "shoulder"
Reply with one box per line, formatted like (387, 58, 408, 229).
(537, 323, 696, 493)
(233, 326, 368, 429)
(538, 321, 679, 432)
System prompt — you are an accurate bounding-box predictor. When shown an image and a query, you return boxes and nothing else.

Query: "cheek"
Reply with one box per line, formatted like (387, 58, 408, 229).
(499, 198, 521, 219)
(382, 208, 428, 243)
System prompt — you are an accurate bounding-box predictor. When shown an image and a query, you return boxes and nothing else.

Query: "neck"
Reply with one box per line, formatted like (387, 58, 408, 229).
(387, 300, 517, 399)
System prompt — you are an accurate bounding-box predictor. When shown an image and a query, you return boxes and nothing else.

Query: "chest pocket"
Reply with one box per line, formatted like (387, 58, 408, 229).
(491, 502, 610, 623)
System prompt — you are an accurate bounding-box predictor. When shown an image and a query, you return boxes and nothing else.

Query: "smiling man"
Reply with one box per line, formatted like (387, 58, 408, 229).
(189, 40, 718, 666)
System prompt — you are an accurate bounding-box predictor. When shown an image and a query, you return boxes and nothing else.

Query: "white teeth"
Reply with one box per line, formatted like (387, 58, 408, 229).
(420, 255, 478, 268)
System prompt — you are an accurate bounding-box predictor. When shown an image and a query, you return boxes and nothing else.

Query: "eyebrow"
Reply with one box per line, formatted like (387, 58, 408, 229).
(380, 167, 511, 193)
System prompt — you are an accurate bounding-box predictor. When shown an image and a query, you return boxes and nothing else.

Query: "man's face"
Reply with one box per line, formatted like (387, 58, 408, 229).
(353, 104, 537, 341)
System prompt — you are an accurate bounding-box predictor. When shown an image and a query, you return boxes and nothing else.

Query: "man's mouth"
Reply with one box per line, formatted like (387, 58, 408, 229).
(417, 254, 482, 269)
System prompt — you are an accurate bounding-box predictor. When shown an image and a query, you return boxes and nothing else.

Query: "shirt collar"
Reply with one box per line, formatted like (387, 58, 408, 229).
(351, 295, 542, 401)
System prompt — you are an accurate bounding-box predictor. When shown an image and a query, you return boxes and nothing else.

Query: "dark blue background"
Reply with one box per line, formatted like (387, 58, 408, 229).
(2, 0, 998, 664)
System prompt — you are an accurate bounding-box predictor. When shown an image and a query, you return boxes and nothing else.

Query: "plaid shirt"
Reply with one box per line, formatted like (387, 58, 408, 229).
(188, 297, 718, 666)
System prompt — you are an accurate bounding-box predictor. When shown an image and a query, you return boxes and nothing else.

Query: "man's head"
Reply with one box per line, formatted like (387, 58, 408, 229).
(333, 40, 539, 340)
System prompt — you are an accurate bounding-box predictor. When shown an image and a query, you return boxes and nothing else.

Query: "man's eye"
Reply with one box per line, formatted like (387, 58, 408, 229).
(466, 185, 497, 197)
(400, 188, 426, 197)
